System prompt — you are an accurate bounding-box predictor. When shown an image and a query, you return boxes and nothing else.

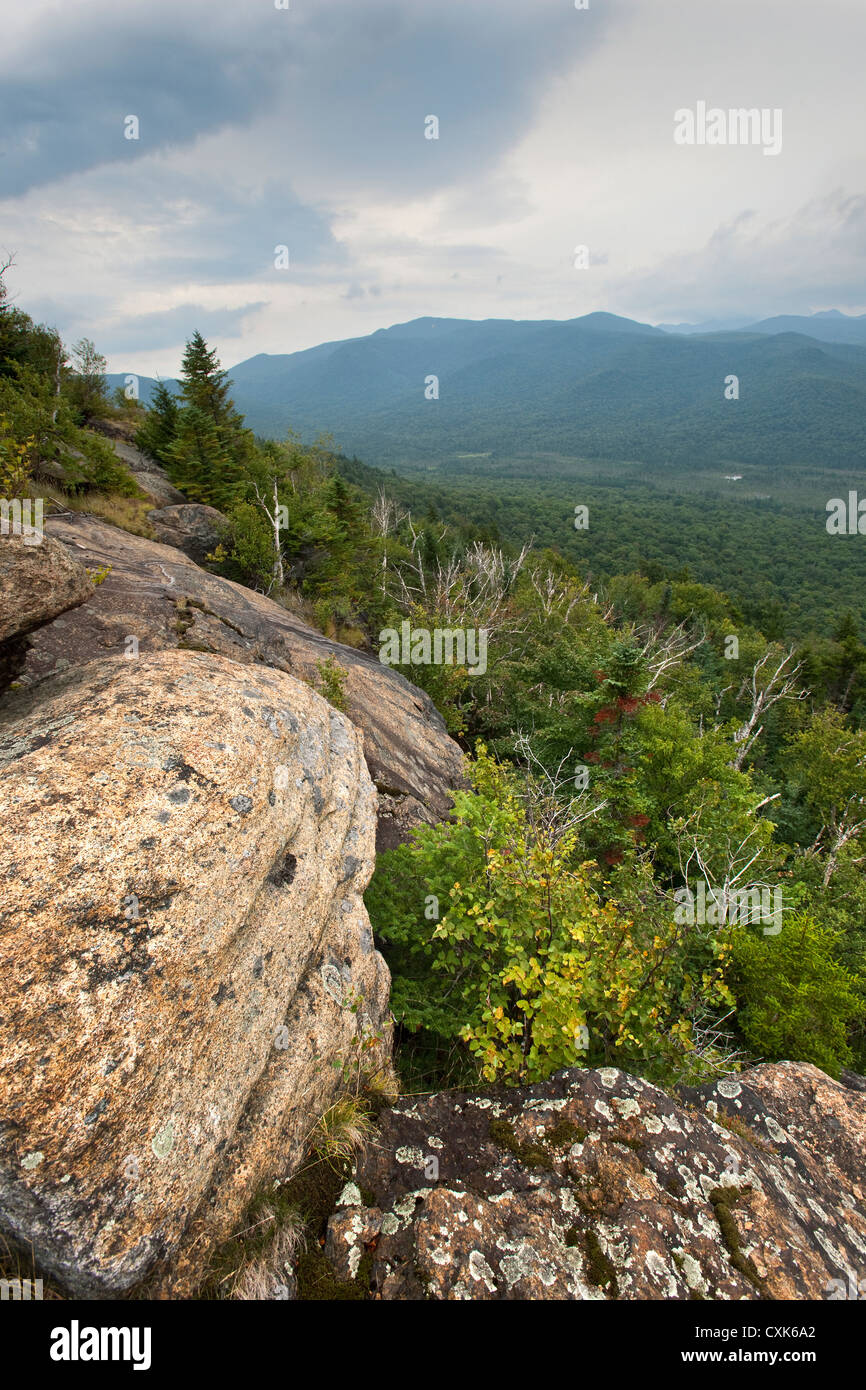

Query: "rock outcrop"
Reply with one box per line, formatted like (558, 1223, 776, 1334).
(22, 512, 465, 849)
(0, 650, 392, 1297)
(30, 416, 186, 506)
(0, 532, 92, 692)
(324, 1062, 866, 1300)
(146, 503, 228, 564)
(104, 432, 187, 506)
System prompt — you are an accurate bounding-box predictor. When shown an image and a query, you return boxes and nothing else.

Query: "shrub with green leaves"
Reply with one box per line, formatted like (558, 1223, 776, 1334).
(0, 413, 32, 496)
(729, 912, 863, 1077)
(366, 745, 726, 1085)
(0, 370, 137, 495)
(315, 655, 348, 712)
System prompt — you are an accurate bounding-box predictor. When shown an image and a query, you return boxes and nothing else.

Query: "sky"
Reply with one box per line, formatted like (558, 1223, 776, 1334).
(1, 0, 864, 376)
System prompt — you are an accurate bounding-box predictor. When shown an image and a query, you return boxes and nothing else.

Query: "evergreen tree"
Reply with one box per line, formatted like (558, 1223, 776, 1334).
(832, 612, 866, 711)
(165, 405, 234, 507)
(134, 380, 179, 465)
(179, 332, 234, 420)
(161, 332, 255, 507)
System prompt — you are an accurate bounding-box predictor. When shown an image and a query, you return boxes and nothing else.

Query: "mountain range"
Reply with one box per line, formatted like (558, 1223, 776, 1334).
(109, 310, 866, 473)
(660, 309, 866, 345)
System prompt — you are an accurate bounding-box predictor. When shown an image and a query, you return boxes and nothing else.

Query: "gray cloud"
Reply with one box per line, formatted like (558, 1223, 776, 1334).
(96, 302, 267, 354)
(1, 0, 605, 199)
(0, 6, 287, 196)
(607, 190, 866, 323)
(67, 163, 344, 284)
(20, 294, 268, 358)
(2, 0, 863, 372)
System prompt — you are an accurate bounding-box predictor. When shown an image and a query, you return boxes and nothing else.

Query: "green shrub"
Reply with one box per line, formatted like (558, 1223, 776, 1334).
(0, 369, 137, 496)
(729, 912, 863, 1077)
(0, 413, 32, 495)
(314, 655, 348, 712)
(366, 745, 721, 1085)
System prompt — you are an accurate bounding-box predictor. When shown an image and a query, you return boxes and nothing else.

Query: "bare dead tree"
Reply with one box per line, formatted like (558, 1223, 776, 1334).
(369, 488, 409, 539)
(249, 477, 286, 591)
(635, 618, 707, 694)
(674, 1005, 749, 1084)
(591, 591, 617, 623)
(525, 563, 588, 624)
(385, 516, 447, 603)
(673, 790, 783, 933)
(0, 251, 16, 306)
(712, 681, 735, 724)
(730, 647, 807, 770)
(390, 537, 532, 639)
(512, 730, 609, 845)
(370, 489, 411, 593)
(811, 788, 866, 888)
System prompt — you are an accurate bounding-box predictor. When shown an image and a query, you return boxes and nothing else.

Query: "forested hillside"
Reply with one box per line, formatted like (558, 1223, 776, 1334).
(332, 450, 866, 640)
(6, 276, 864, 1096)
(109, 313, 866, 472)
(106, 311, 866, 636)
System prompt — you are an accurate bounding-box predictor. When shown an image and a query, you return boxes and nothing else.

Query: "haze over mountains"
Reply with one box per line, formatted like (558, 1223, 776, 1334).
(110, 310, 866, 473)
(661, 310, 866, 345)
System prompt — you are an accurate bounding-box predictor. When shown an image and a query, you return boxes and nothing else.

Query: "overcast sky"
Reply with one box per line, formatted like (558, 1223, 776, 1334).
(1, 0, 864, 375)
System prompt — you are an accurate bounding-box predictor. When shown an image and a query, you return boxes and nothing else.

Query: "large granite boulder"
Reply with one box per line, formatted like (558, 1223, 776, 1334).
(146, 503, 228, 564)
(0, 531, 92, 692)
(0, 531, 92, 646)
(0, 650, 391, 1297)
(22, 513, 466, 849)
(324, 1062, 866, 1300)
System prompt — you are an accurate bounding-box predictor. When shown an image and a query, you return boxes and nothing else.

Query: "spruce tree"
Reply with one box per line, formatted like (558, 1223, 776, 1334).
(162, 332, 255, 508)
(165, 404, 233, 507)
(134, 380, 179, 464)
(179, 332, 233, 420)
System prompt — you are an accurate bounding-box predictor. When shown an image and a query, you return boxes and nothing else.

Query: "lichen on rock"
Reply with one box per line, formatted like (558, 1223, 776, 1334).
(321, 1062, 866, 1300)
(0, 649, 392, 1297)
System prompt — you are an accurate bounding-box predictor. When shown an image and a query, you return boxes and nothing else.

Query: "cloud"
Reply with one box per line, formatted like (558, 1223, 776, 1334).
(1, 0, 864, 372)
(1, 0, 603, 200)
(605, 191, 866, 322)
(92, 301, 267, 355)
(0, 3, 287, 196)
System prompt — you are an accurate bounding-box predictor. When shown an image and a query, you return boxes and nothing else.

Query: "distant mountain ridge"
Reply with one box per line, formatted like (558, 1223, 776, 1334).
(661, 309, 866, 345)
(109, 310, 866, 472)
